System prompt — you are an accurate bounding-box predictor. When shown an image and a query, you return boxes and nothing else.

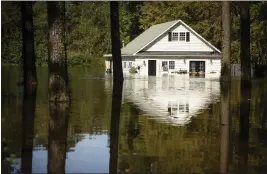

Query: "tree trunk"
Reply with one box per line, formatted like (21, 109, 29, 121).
(48, 103, 69, 174)
(240, 2, 251, 87)
(109, 2, 124, 174)
(47, 2, 70, 102)
(221, 1, 231, 82)
(21, 1, 37, 95)
(110, 1, 123, 82)
(238, 3, 251, 167)
(239, 2, 251, 142)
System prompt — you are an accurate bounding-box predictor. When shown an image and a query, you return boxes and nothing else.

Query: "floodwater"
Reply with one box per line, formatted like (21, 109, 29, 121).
(2, 65, 267, 174)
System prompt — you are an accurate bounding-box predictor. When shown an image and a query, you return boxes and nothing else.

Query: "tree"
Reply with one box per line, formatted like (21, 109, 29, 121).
(109, 2, 124, 174)
(221, 1, 231, 81)
(239, 1, 251, 141)
(239, 2, 251, 86)
(21, 1, 37, 95)
(47, 2, 70, 102)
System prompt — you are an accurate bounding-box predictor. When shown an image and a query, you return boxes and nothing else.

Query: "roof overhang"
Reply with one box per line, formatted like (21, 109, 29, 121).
(134, 54, 221, 59)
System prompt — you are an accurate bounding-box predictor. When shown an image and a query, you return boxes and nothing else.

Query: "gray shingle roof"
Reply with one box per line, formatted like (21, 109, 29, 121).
(121, 20, 178, 55)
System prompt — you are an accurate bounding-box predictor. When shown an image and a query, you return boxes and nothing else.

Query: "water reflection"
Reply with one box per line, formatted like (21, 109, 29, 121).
(48, 103, 69, 174)
(123, 75, 220, 125)
(2, 66, 267, 173)
(109, 78, 123, 174)
(219, 81, 231, 174)
(21, 85, 37, 174)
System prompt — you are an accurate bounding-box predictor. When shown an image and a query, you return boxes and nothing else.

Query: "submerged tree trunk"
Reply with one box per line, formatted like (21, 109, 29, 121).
(221, 1, 231, 81)
(47, 2, 70, 102)
(109, 2, 124, 174)
(21, 3, 37, 173)
(21, 1, 37, 95)
(239, 2, 251, 141)
(48, 103, 69, 174)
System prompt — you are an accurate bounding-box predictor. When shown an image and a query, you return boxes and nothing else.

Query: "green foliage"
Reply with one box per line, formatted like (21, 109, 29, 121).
(1, 2, 267, 66)
(129, 66, 138, 74)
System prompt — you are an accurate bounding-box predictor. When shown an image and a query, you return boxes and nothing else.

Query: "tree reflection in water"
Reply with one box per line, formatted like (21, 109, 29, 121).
(220, 80, 231, 174)
(48, 103, 69, 174)
(21, 85, 37, 174)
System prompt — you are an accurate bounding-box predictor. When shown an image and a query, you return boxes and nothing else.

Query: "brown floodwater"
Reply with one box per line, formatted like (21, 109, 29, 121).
(2, 65, 267, 174)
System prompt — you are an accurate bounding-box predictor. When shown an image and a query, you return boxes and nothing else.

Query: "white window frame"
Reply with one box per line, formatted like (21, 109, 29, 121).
(179, 32, 186, 41)
(169, 61, 175, 70)
(172, 32, 179, 41)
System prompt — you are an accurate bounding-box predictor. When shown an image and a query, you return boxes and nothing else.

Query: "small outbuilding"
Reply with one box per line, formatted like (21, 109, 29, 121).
(104, 19, 221, 77)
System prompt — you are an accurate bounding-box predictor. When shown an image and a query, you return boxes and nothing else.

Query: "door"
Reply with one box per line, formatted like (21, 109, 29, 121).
(148, 60, 156, 76)
(189, 61, 205, 74)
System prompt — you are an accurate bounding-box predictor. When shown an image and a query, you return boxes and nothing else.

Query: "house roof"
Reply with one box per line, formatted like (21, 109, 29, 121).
(121, 20, 178, 55)
(104, 19, 221, 57)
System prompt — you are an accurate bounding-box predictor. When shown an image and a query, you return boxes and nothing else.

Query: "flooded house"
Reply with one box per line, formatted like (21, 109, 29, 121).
(104, 20, 221, 77)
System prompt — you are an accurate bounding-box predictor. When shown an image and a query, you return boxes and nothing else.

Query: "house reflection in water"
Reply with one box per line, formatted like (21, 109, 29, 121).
(123, 74, 220, 126)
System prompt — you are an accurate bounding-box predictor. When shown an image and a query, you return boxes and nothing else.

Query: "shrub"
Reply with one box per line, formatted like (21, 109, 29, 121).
(129, 67, 138, 74)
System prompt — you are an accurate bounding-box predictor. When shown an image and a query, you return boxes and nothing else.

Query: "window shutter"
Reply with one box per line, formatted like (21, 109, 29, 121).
(186, 32, 190, 42)
(168, 32, 172, 41)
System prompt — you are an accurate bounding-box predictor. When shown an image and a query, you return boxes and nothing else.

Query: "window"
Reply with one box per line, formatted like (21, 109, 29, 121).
(162, 61, 168, 71)
(169, 61, 175, 69)
(128, 62, 132, 68)
(172, 32, 179, 41)
(199, 62, 205, 72)
(179, 32, 186, 41)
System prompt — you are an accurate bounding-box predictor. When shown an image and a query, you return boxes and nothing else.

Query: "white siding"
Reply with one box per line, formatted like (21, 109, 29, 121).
(126, 58, 221, 77)
(145, 24, 214, 52)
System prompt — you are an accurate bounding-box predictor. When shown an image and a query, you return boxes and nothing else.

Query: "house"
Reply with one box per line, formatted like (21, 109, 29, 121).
(104, 19, 221, 77)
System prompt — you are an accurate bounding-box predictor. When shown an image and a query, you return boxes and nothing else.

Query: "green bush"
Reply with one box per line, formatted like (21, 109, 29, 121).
(129, 67, 138, 74)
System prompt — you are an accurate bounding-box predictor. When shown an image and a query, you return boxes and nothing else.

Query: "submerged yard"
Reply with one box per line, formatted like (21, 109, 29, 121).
(2, 66, 267, 173)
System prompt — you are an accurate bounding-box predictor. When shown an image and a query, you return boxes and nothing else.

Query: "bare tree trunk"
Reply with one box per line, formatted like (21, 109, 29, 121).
(240, 2, 251, 88)
(47, 2, 70, 102)
(239, 2, 251, 142)
(109, 2, 124, 174)
(221, 1, 231, 82)
(110, 1, 123, 82)
(238, 3, 251, 168)
(48, 103, 69, 174)
(21, 1, 37, 95)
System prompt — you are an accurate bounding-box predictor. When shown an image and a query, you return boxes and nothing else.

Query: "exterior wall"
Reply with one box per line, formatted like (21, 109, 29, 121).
(132, 58, 221, 77)
(145, 24, 214, 52)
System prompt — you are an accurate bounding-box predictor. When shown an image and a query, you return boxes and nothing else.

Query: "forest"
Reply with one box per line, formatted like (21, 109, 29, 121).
(2, 1, 267, 67)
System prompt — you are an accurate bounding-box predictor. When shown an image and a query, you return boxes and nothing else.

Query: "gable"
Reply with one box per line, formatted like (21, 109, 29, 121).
(143, 23, 217, 53)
